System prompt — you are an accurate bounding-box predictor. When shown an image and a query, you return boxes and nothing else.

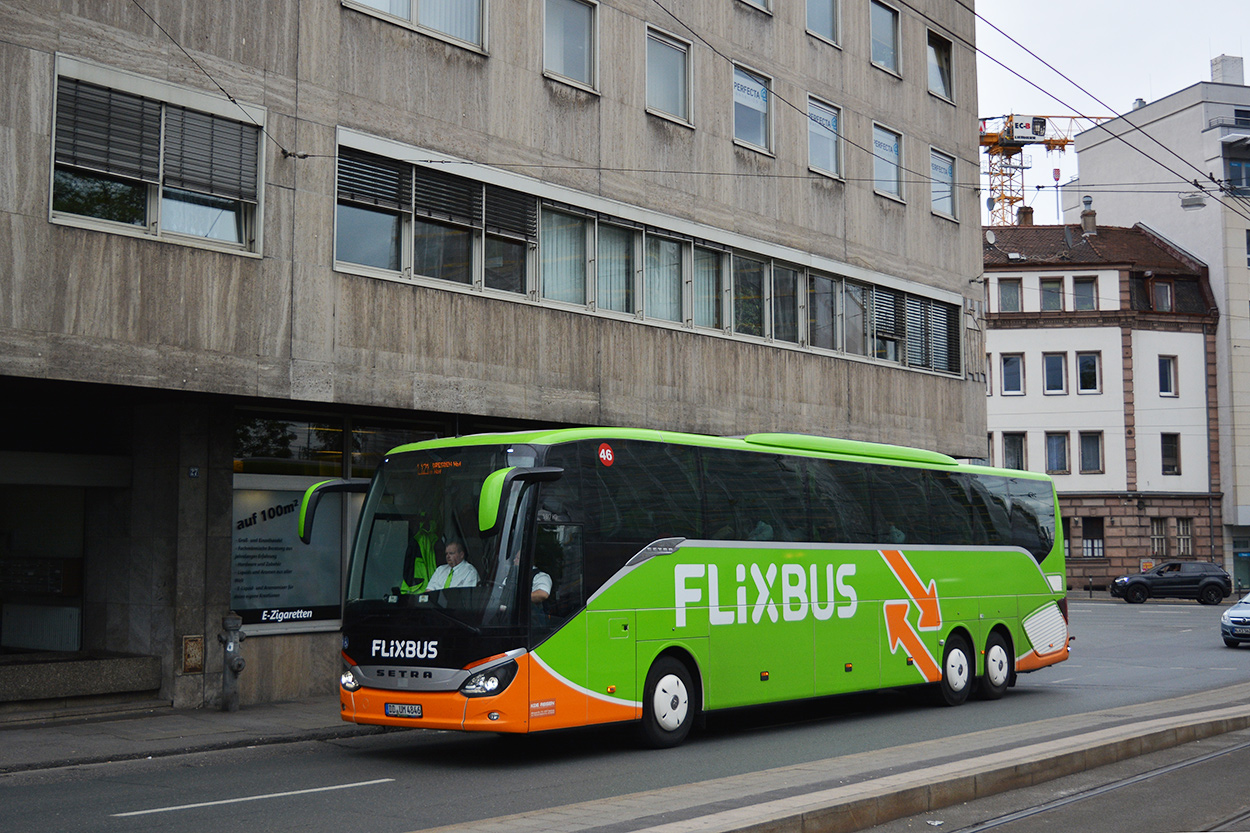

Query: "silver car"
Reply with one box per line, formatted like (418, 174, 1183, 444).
(1220, 592, 1250, 647)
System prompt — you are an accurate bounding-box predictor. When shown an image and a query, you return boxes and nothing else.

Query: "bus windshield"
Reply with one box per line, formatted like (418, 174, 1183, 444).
(346, 443, 538, 630)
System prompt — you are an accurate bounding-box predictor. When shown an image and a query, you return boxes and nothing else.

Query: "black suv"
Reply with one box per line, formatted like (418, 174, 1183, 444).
(1110, 561, 1232, 605)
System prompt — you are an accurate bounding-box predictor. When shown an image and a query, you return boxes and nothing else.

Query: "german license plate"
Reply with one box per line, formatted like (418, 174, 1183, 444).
(385, 703, 422, 718)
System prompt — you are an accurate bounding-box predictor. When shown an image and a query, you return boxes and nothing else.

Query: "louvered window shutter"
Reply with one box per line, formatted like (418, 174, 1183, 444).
(164, 106, 259, 203)
(55, 78, 161, 183)
(485, 185, 537, 241)
(337, 149, 411, 210)
(413, 166, 481, 226)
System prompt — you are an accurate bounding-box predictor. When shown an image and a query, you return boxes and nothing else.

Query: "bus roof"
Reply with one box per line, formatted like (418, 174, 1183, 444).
(382, 427, 1050, 482)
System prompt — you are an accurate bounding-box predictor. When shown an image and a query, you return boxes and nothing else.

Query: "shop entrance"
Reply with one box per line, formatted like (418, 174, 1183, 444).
(0, 486, 84, 654)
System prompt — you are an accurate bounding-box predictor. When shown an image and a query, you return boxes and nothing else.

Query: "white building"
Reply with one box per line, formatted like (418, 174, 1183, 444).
(1063, 55, 1250, 586)
(984, 209, 1221, 586)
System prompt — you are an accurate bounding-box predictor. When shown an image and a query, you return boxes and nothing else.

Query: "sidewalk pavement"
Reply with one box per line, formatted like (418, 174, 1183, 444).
(0, 694, 387, 774)
(3, 681, 1250, 833)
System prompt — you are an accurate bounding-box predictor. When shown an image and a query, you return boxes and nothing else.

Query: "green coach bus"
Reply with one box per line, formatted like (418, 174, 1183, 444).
(299, 428, 1068, 747)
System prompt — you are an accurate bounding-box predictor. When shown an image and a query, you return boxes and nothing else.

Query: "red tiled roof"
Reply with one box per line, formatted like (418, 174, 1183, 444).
(983, 223, 1201, 274)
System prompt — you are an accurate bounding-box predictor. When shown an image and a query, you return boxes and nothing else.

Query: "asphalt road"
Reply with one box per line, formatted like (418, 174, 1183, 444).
(2, 599, 1247, 833)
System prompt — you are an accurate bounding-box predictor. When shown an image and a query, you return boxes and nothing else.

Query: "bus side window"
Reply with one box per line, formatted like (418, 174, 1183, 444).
(807, 459, 873, 543)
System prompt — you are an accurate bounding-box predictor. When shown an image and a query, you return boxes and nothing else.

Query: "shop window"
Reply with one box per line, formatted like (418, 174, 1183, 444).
(1082, 517, 1105, 557)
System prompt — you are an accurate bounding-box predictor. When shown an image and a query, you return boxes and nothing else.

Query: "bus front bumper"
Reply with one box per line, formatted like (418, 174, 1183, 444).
(339, 664, 532, 733)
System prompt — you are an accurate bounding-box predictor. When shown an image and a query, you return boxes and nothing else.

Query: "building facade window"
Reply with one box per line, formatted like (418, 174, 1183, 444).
(347, 0, 484, 48)
(733, 65, 772, 151)
(1079, 431, 1103, 473)
(808, 274, 837, 350)
(873, 125, 902, 198)
(545, 0, 596, 88)
(1002, 432, 1025, 470)
(1150, 518, 1168, 558)
(1043, 352, 1067, 394)
(1159, 355, 1177, 396)
(929, 148, 955, 217)
(1161, 433, 1181, 475)
(1045, 432, 1069, 474)
(807, 0, 837, 43)
(1040, 277, 1064, 311)
(645, 234, 683, 322)
(1177, 517, 1193, 557)
(1082, 517, 1105, 557)
(1076, 351, 1101, 393)
(1073, 276, 1098, 310)
(693, 247, 723, 329)
(808, 97, 841, 177)
(541, 208, 589, 304)
(333, 141, 962, 371)
(998, 278, 1021, 312)
(869, 0, 899, 73)
(1001, 354, 1023, 394)
(1152, 280, 1173, 312)
(926, 31, 953, 99)
(646, 28, 691, 122)
(52, 74, 261, 251)
(597, 224, 635, 313)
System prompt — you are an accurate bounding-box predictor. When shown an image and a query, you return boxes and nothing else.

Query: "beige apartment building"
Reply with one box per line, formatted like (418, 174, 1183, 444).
(0, 0, 984, 711)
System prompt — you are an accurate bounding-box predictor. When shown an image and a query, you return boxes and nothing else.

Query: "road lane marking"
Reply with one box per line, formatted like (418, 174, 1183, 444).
(111, 778, 395, 817)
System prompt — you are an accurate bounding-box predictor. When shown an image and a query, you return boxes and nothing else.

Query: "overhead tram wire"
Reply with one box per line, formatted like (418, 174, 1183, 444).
(129, 0, 303, 159)
(879, 0, 1250, 222)
(926, 0, 1250, 222)
(646, 0, 985, 205)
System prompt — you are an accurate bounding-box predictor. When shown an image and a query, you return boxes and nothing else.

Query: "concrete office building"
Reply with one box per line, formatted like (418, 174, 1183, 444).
(983, 208, 1222, 587)
(1063, 55, 1250, 585)
(0, 0, 984, 711)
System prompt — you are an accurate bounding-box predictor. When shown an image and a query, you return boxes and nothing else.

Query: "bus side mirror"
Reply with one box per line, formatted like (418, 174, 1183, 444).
(298, 479, 369, 545)
(478, 467, 563, 537)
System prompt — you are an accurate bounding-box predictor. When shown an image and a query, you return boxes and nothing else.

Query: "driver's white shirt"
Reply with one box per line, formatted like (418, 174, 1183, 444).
(426, 560, 479, 590)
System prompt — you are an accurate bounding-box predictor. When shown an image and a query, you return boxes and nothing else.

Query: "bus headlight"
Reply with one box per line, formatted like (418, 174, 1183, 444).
(340, 669, 362, 692)
(460, 660, 518, 697)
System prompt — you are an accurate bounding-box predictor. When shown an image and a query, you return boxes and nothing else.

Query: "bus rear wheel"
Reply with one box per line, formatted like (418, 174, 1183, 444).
(978, 632, 1011, 700)
(937, 634, 972, 706)
(640, 657, 695, 748)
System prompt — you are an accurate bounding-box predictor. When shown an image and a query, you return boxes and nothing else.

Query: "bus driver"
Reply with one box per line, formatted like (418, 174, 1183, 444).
(424, 540, 480, 590)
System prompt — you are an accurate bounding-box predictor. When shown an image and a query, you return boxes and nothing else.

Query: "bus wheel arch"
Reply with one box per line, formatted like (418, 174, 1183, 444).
(977, 627, 1013, 700)
(639, 650, 701, 748)
(936, 629, 974, 707)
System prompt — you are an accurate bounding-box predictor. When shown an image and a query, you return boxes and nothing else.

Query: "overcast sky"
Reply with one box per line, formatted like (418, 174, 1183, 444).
(975, 0, 1248, 224)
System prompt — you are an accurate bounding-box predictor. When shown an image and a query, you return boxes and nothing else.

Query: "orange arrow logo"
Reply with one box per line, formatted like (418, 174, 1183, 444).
(880, 550, 941, 630)
(884, 601, 941, 683)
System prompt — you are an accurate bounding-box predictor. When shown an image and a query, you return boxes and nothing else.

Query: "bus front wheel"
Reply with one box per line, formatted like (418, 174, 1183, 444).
(937, 635, 972, 706)
(978, 632, 1012, 700)
(640, 657, 695, 748)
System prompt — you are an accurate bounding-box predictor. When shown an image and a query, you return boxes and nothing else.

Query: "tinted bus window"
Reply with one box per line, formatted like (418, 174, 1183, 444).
(702, 448, 809, 541)
(807, 459, 874, 543)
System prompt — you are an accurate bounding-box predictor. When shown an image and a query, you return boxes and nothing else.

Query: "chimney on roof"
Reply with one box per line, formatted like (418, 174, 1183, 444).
(1016, 205, 1034, 226)
(1212, 55, 1245, 86)
(1132, 98, 1147, 110)
(1080, 196, 1097, 236)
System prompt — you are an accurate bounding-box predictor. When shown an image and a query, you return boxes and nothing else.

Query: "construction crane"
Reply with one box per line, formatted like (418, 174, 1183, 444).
(979, 115, 1106, 227)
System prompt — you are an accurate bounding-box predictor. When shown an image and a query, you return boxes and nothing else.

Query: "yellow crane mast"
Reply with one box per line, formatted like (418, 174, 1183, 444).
(979, 115, 1105, 227)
